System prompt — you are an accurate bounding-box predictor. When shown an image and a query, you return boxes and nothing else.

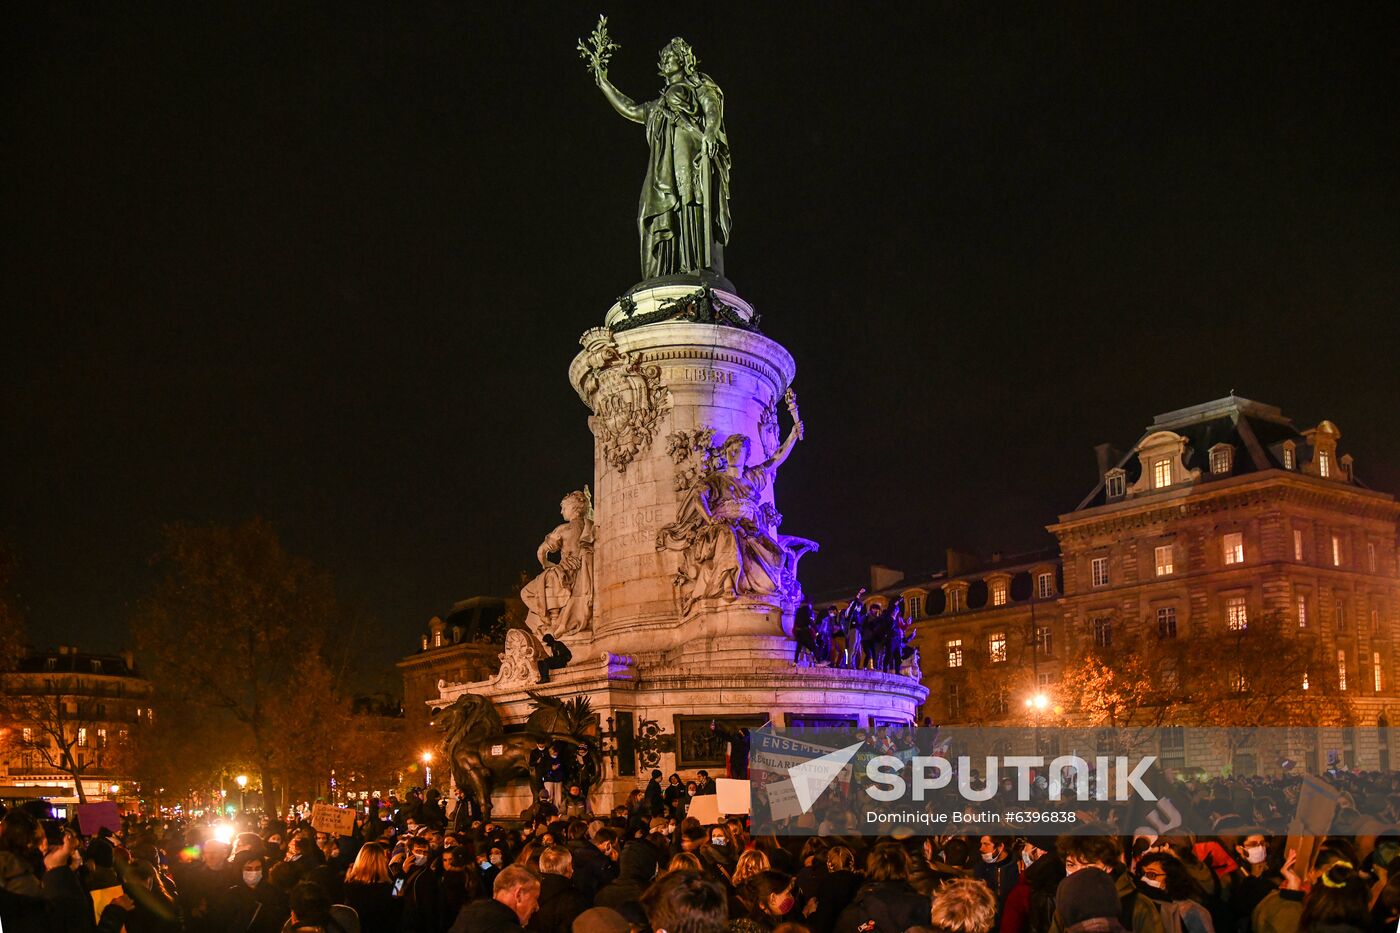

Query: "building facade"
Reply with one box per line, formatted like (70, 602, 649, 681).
(0, 646, 153, 804)
(396, 596, 516, 754)
(850, 397, 1400, 773)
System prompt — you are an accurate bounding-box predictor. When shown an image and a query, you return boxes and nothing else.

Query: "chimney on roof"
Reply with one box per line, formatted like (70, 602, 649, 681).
(1094, 443, 1121, 478)
(870, 565, 904, 591)
(946, 548, 980, 577)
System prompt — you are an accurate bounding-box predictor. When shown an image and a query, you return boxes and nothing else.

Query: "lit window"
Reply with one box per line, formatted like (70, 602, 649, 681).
(946, 639, 963, 668)
(1332, 535, 1343, 567)
(1154, 545, 1174, 577)
(1106, 472, 1125, 498)
(1036, 672, 1053, 688)
(1226, 596, 1249, 631)
(1152, 458, 1172, 489)
(1338, 650, 1347, 691)
(1283, 445, 1296, 470)
(948, 589, 962, 613)
(1157, 606, 1178, 639)
(1375, 652, 1384, 692)
(1035, 626, 1053, 655)
(1037, 573, 1053, 599)
(1230, 670, 1248, 693)
(1211, 447, 1232, 474)
(907, 595, 923, 619)
(988, 632, 1007, 663)
(97, 728, 108, 748)
(1294, 530, 1305, 561)
(433, 632, 443, 648)
(1223, 532, 1244, 565)
(78, 728, 88, 747)
(1094, 617, 1113, 648)
(21, 728, 32, 744)
(1336, 602, 1346, 632)
(991, 580, 1008, 607)
(1368, 542, 1377, 573)
(1303, 671, 1310, 691)
(1297, 594, 1308, 628)
(119, 729, 128, 742)
(1091, 557, 1110, 588)
(1319, 450, 1332, 478)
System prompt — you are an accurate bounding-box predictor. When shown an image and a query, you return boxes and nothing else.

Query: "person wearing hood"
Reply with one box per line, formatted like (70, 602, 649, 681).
(834, 844, 929, 933)
(1002, 839, 1067, 933)
(1055, 867, 1131, 933)
(215, 853, 288, 933)
(594, 840, 660, 912)
(449, 865, 539, 933)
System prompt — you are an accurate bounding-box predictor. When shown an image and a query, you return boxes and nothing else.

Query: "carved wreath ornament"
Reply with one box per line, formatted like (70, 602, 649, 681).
(578, 328, 671, 473)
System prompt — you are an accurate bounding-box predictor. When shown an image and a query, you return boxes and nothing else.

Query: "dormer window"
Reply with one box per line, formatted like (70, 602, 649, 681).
(1209, 444, 1233, 476)
(989, 578, 1009, 607)
(1341, 454, 1354, 482)
(1282, 442, 1296, 470)
(90, 660, 102, 673)
(1105, 470, 1126, 499)
(1152, 458, 1172, 489)
(1318, 449, 1332, 478)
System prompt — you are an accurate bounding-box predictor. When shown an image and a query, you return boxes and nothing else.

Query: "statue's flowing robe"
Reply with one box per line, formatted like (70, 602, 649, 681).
(521, 520, 594, 636)
(639, 75, 731, 278)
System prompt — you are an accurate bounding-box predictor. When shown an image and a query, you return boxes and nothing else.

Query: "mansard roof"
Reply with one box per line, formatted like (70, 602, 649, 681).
(1075, 394, 1359, 511)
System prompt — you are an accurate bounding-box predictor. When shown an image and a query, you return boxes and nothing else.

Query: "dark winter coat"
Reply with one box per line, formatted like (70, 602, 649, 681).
(529, 873, 590, 933)
(833, 880, 929, 933)
(449, 896, 525, 933)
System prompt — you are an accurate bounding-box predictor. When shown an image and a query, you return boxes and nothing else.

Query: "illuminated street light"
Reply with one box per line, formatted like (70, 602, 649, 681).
(421, 750, 434, 786)
(235, 774, 248, 815)
(108, 784, 120, 795)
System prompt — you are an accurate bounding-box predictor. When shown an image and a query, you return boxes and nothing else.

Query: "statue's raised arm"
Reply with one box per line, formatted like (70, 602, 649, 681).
(759, 388, 805, 474)
(579, 17, 732, 280)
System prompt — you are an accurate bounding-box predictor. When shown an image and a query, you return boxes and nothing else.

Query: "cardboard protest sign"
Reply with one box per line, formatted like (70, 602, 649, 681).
(715, 778, 751, 815)
(1287, 772, 1340, 877)
(76, 802, 122, 837)
(687, 794, 721, 826)
(310, 803, 356, 837)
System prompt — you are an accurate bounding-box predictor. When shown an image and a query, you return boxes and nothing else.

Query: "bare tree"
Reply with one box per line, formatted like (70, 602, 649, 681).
(0, 678, 127, 803)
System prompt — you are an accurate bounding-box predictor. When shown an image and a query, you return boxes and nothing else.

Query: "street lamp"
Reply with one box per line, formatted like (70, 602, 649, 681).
(421, 751, 433, 786)
(1026, 692, 1049, 759)
(235, 774, 248, 815)
(108, 784, 120, 796)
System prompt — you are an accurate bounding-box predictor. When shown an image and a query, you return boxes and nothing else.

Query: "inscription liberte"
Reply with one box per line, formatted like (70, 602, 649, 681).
(681, 368, 734, 385)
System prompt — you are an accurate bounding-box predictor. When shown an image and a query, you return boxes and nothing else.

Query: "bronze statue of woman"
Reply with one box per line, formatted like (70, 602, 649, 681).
(589, 36, 732, 281)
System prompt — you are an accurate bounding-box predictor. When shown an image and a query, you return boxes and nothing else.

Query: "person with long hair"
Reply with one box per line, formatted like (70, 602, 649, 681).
(1137, 853, 1215, 933)
(1299, 860, 1370, 933)
(732, 870, 798, 933)
(342, 841, 401, 932)
(732, 850, 773, 890)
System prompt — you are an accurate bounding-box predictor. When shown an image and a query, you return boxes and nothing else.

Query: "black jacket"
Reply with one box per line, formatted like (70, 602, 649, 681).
(343, 881, 400, 933)
(833, 880, 929, 933)
(529, 873, 590, 933)
(450, 897, 525, 933)
(566, 842, 615, 902)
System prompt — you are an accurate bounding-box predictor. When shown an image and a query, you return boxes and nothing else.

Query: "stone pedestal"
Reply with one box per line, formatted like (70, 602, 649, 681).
(437, 282, 927, 815)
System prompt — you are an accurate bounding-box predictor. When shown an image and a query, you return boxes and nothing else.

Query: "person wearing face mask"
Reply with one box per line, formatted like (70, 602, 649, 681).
(731, 870, 797, 933)
(1228, 833, 1277, 927)
(1000, 838, 1066, 933)
(398, 836, 444, 933)
(1136, 854, 1215, 933)
(975, 836, 1020, 928)
(214, 854, 289, 933)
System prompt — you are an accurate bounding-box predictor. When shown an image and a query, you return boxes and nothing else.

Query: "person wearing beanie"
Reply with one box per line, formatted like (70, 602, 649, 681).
(1055, 867, 1128, 933)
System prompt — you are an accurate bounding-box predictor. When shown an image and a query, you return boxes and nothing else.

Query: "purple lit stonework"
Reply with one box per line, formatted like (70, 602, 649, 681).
(433, 282, 924, 815)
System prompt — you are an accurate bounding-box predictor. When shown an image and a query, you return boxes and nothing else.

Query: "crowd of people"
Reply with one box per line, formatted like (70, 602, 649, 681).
(3, 768, 1400, 933)
(793, 589, 917, 673)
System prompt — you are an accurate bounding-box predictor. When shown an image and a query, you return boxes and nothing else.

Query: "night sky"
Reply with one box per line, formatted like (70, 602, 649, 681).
(5, 4, 1398, 676)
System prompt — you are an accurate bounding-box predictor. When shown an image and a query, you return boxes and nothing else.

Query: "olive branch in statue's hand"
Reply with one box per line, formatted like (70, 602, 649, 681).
(577, 14, 620, 78)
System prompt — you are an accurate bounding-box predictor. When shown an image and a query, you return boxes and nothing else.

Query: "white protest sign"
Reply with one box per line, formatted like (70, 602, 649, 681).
(715, 778, 751, 815)
(687, 794, 721, 826)
(309, 803, 356, 837)
(763, 779, 803, 821)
